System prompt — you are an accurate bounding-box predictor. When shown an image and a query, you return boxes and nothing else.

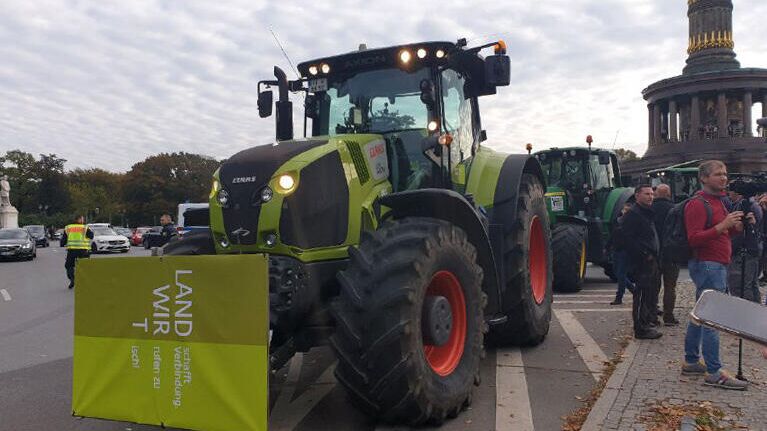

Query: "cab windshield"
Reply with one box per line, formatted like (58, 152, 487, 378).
(309, 68, 431, 136)
(538, 153, 586, 189)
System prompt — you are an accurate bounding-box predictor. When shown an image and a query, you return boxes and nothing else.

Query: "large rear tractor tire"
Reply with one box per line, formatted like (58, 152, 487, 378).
(331, 218, 485, 426)
(488, 173, 553, 346)
(551, 223, 588, 293)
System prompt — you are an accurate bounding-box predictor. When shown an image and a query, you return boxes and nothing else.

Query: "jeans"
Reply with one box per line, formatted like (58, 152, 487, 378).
(684, 260, 727, 374)
(613, 250, 632, 301)
(632, 257, 660, 334)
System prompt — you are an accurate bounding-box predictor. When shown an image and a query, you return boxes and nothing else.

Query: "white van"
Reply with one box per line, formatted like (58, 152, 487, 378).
(176, 203, 209, 236)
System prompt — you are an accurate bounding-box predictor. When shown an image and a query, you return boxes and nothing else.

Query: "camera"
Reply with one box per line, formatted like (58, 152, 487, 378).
(728, 173, 767, 199)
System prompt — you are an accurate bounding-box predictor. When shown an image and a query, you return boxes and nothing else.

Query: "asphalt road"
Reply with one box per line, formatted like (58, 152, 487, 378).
(0, 246, 679, 431)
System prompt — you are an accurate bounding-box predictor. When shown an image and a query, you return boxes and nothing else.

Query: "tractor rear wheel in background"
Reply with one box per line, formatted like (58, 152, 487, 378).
(488, 173, 553, 347)
(331, 218, 485, 426)
(551, 223, 588, 293)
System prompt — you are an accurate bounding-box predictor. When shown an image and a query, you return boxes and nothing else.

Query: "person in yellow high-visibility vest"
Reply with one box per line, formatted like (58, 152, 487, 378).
(62, 215, 93, 289)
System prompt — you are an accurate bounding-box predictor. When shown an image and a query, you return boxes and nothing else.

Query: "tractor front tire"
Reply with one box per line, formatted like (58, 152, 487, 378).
(551, 223, 588, 293)
(331, 218, 485, 426)
(163, 230, 216, 255)
(488, 173, 553, 347)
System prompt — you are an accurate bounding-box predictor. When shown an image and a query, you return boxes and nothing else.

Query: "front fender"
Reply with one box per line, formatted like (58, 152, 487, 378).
(379, 189, 502, 317)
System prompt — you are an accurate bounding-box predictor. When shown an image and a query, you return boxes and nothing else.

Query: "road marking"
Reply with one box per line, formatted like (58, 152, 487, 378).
(563, 308, 632, 312)
(269, 353, 336, 431)
(554, 310, 609, 381)
(496, 348, 534, 431)
(0, 289, 10, 301)
(555, 300, 630, 304)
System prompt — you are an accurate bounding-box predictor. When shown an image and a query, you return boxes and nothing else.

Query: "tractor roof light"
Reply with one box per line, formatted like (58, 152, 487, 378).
(308, 65, 318, 76)
(494, 40, 507, 55)
(417, 48, 427, 59)
(427, 120, 439, 132)
(321, 63, 330, 74)
(399, 49, 412, 64)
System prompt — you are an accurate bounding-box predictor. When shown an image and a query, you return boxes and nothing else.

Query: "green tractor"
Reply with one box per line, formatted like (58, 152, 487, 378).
(533, 139, 633, 292)
(647, 161, 701, 203)
(166, 39, 553, 425)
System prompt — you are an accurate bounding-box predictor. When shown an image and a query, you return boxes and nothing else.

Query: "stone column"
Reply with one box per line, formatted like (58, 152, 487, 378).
(717, 92, 728, 137)
(763, 94, 767, 119)
(648, 104, 654, 146)
(743, 92, 753, 136)
(691, 95, 701, 139)
(669, 100, 678, 142)
(653, 103, 662, 145)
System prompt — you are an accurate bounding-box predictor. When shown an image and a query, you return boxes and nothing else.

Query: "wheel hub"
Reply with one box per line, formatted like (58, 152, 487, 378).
(422, 295, 453, 346)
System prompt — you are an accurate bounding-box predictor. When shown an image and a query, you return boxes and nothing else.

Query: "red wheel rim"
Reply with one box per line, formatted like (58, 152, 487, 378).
(529, 216, 547, 305)
(422, 271, 466, 377)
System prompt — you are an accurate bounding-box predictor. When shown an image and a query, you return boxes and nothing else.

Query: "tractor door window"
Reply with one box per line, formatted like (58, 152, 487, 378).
(441, 69, 474, 165)
(589, 156, 612, 190)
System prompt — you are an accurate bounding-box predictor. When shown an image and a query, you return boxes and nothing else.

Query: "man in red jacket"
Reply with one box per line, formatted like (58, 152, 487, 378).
(682, 160, 750, 390)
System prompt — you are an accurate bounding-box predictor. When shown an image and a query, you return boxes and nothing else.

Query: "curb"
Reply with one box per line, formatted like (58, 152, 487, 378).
(580, 338, 640, 431)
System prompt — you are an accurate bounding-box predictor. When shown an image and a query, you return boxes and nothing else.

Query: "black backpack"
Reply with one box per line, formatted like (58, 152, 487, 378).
(662, 196, 713, 264)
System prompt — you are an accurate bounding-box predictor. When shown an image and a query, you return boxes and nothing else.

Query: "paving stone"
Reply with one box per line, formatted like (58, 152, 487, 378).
(595, 281, 767, 429)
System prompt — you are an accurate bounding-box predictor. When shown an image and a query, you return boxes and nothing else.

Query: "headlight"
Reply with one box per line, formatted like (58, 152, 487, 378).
(22, 242, 32, 249)
(261, 186, 273, 203)
(217, 188, 230, 207)
(275, 173, 297, 194)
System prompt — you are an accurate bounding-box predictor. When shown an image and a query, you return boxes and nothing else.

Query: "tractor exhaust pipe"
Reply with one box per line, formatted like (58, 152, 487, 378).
(274, 66, 293, 141)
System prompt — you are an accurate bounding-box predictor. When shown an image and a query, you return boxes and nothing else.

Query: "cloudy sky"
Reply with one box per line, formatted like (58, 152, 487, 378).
(1, 0, 765, 172)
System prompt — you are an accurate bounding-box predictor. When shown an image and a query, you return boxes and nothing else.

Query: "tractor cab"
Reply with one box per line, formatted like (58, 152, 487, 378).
(534, 147, 622, 220)
(646, 161, 701, 203)
(257, 40, 510, 192)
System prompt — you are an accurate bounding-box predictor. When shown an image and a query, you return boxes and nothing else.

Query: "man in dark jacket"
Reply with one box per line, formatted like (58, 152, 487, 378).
(159, 213, 177, 246)
(652, 184, 679, 325)
(726, 191, 763, 303)
(622, 184, 662, 339)
(611, 202, 635, 305)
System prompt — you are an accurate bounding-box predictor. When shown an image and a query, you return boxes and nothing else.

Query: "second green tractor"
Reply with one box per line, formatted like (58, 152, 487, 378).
(534, 142, 634, 292)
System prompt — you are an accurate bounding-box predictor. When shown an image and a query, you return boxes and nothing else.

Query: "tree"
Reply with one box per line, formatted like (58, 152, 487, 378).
(67, 168, 124, 224)
(614, 148, 638, 163)
(122, 153, 219, 225)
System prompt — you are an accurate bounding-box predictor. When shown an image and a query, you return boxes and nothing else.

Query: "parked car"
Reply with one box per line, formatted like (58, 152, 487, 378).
(0, 228, 36, 260)
(89, 225, 130, 253)
(114, 227, 133, 241)
(131, 226, 151, 246)
(53, 228, 63, 241)
(141, 226, 165, 249)
(23, 225, 49, 247)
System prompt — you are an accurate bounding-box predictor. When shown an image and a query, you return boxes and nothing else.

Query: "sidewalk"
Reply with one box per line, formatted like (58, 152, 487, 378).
(584, 280, 767, 430)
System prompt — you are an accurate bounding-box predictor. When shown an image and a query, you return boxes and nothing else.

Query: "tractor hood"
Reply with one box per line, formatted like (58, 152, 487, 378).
(219, 138, 330, 193)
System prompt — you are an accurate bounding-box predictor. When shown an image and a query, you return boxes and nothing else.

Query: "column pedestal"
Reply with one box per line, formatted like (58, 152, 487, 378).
(0, 206, 19, 229)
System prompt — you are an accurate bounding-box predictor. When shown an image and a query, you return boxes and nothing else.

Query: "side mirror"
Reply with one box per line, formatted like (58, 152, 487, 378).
(485, 55, 510, 87)
(257, 90, 273, 118)
(597, 151, 611, 165)
(420, 79, 436, 107)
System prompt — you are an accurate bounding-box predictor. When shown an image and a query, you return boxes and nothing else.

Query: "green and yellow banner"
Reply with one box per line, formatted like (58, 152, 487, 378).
(72, 255, 269, 431)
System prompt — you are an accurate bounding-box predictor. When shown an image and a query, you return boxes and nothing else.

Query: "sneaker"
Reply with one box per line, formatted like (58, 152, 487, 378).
(664, 317, 680, 326)
(610, 299, 622, 305)
(703, 370, 748, 390)
(681, 361, 706, 375)
(635, 329, 663, 339)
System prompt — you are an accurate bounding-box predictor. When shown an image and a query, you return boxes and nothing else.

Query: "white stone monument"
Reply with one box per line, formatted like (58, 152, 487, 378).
(0, 174, 19, 229)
